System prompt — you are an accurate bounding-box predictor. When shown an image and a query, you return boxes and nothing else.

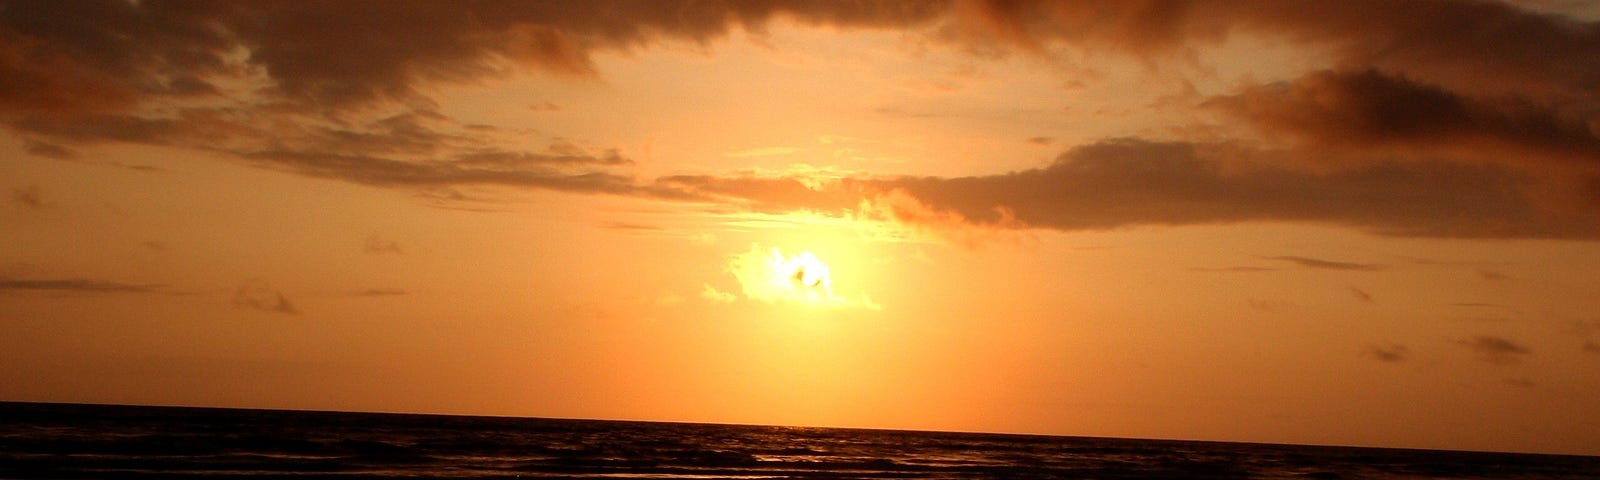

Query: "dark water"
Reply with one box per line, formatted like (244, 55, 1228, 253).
(1, 402, 1595, 479)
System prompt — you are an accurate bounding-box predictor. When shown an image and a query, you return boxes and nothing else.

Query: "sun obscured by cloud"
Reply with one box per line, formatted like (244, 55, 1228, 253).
(723, 244, 879, 310)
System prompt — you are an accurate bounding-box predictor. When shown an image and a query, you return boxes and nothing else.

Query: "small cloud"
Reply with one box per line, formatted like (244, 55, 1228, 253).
(234, 279, 299, 315)
(1363, 343, 1409, 363)
(1582, 341, 1600, 354)
(723, 146, 803, 158)
(529, 101, 561, 111)
(1503, 377, 1536, 389)
(352, 288, 408, 297)
(364, 236, 403, 255)
(1477, 269, 1511, 281)
(1263, 256, 1384, 271)
(701, 284, 737, 304)
(12, 185, 48, 209)
(603, 222, 664, 232)
(1349, 286, 1375, 303)
(1189, 266, 1277, 273)
(24, 140, 74, 159)
(0, 277, 163, 294)
(1459, 335, 1531, 365)
(142, 241, 169, 251)
(1026, 136, 1054, 145)
(1247, 298, 1292, 312)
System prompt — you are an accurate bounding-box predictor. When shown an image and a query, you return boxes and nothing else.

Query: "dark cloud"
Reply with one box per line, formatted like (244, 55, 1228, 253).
(1264, 256, 1384, 272)
(1363, 343, 1409, 363)
(5, 1, 1599, 240)
(1459, 335, 1532, 365)
(0, 1, 947, 115)
(22, 139, 74, 159)
(1348, 287, 1375, 303)
(0, 277, 163, 294)
(658, 138, 1599, 239)
(1208, 69, 1600, 165)
(950, 1, 1600, 101)
(234, 279, 299, 315)
(1582, 341, 1600, 354)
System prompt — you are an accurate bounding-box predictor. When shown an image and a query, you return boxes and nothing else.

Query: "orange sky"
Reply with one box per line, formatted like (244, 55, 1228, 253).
(4, 0, 1600, 456)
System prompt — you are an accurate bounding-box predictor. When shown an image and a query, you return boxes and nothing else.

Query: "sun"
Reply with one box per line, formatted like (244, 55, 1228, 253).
(726, 244, 873, 308)
(778, 250, 832, 293)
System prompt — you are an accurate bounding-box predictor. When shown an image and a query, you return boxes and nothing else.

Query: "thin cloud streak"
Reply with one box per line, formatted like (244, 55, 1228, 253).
(1460, 335, 1532, 365)
(1264, 256, 1385, 272)
(1363, 343, 1409, 363)
(0, 278, 164, 294)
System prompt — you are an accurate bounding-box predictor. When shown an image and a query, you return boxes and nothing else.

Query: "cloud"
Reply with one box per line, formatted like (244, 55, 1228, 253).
(1504, 377, 1537, 389)
(700, 284, 737, 304)
(352, 288, 408, 297)
(1264, 256, 1385, 271)
(0, 1, 946, 116)
(1584, 341, 1600, 354)
(234, 279, 299, 315)
(1188, 266, 1276, 273)
(1459, 335, 1532, 365)
(364, 236, 403, 255)
(1208, 69, 1600, 165)
(664, 138, 1598, 239)
(1363, 343, 1409, 363)
(1348, 287, 1375, 303)
(724, 147, 804, 158)
(946, 1, 1600, 101)
(0, 277, 163, 294)
(1477, 269, 1512, 281)
(10, 185, 46, 208)
(5, 1, 1599, 243)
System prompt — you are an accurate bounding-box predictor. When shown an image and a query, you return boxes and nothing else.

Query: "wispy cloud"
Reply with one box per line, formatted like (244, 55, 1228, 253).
(234, 279, 299, 315)
(1264, 256, 1385, 272)
(1478, 269, 1512, 281)
(1363, 343, 1409, 363)
(11, 185, 46, 209)
(1348, 287, 1375, 303)
(723, 147, 803, 158)
(352, 288, 408, 297)
(364, 236, 403, 255)
(0, 277, 163, 294)
(1459, 335, 1532, 365)
(1504, 377, 1537, 389)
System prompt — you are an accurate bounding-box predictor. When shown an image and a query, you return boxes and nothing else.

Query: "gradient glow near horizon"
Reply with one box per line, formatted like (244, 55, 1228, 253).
(3, 0, 1600, 455)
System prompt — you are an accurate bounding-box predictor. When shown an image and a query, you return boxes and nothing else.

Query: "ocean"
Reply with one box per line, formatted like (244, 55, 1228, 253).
(1, 402, 1594, 479)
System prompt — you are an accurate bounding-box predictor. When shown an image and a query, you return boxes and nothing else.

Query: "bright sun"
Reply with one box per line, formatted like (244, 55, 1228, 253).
(725, 245, 846, 307)
(722, 243, 880, 310)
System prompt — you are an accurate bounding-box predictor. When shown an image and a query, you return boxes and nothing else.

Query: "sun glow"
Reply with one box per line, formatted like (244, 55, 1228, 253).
(725, 244, 878, 310)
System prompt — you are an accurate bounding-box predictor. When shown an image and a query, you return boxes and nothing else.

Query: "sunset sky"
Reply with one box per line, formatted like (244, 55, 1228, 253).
(4, 0, 1600, 456)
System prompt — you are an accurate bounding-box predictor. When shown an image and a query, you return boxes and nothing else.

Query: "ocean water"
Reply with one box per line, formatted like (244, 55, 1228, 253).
(1, 402, 1595, 479)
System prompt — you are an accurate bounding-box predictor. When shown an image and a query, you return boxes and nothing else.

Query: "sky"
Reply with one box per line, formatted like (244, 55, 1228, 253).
(3, 0, 1600, 456)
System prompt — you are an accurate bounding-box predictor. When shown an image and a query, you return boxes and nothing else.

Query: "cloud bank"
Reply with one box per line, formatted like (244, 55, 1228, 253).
(4, 1, 1598, 239)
